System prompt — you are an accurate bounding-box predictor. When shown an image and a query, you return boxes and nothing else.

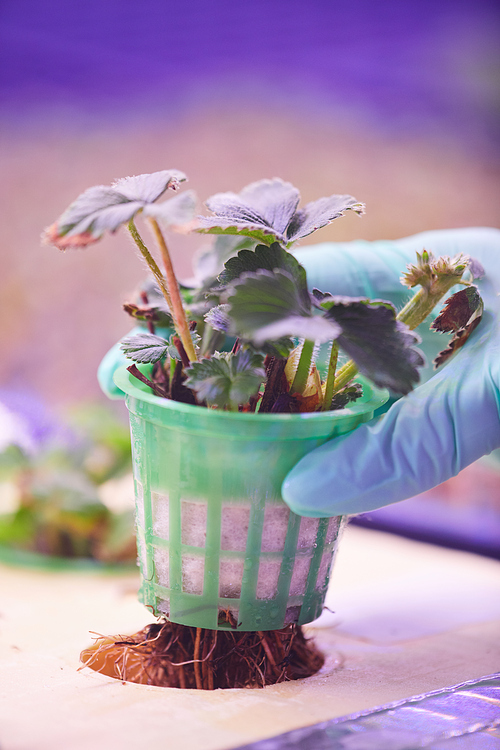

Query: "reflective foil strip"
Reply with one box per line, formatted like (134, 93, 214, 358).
(232, 673, 500, 749)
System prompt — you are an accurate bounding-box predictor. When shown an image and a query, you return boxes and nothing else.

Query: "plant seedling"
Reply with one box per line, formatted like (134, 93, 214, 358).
(47, 171, 484, 415)
(47, 171, 484, 690)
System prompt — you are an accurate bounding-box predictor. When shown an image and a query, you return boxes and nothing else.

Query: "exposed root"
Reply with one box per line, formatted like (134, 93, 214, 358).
(80, 619, 324, 689)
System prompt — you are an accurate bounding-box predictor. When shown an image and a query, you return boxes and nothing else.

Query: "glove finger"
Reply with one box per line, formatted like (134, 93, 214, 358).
(295, 227, 499, 304)
(294, 239, 411, 307)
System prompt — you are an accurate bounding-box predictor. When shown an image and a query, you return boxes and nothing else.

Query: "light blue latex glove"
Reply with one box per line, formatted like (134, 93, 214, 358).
(97, 325, 172, 399)
(282, 227, 500, 517)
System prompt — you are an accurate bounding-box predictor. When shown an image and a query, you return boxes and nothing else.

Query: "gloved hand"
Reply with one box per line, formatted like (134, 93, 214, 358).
(282, 227, 500, 517)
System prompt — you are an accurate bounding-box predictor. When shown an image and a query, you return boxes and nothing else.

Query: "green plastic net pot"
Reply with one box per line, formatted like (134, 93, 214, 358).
(113, 365, 388, 631)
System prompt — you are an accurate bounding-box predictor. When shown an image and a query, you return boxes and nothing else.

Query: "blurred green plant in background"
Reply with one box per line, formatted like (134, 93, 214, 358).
(0, 404, 136, 565)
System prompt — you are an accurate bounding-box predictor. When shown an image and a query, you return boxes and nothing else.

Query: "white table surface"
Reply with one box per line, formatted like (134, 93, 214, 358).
(1, 525, 499, 750)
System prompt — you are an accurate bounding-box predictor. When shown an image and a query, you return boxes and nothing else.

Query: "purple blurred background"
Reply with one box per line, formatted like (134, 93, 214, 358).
(2, 0, 499, 155)
(0, 0, 499, 554)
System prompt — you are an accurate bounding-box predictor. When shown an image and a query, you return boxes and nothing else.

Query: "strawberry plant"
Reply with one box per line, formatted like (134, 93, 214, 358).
(47, 171, 484, 414)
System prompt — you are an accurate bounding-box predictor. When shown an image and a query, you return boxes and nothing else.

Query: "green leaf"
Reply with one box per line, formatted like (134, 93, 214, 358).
(320, 294, 424, 394)
(46, 169, 187, 248)
(57, 190, 143, 237)
(166, 331, 202, 361)
(227, 269, 341, 344)
(219, 242, 308, 304)
(112, 170, 186, 202)
(432, 286, 484, 367)
(185, 350, 266, 409)
(192, 235, 257, 285)
(144, 189, 197, 227)
(120, 333, 170, 363)
(285, 195, 365, 243)
(196, 223, 280, 246)
(197, 178, 364, 247)
(252, 337, 295, 358)
(198, 178, 300, 244)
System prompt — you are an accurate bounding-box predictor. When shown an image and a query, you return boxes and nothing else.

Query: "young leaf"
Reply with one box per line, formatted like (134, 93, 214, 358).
(167, 331, 202, 361)
(227, 269, 341, 344)
(45, 169, 187, 249)
(205, 304, 231, 333)
(330, 383, 363, 410)
(432, 286, 484, 367)
(185, 350, 266, 410)
(466, 257, 485, 280)
(120, 333, 170, 364)
(123, 301, 173, 328)
(197, 178, 363, 247)
(319, 294, 424, 394)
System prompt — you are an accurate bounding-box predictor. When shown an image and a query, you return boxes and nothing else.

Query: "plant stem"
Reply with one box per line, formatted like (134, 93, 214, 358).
(128, 219, 173, 312)
(396, 276, 464, 329)
(148, 217, 197, 363)
(321, 342, 339, 411)
(332, 360, 359, 394)
(332, 275, 464, 393)
(290, 339, 314, 395)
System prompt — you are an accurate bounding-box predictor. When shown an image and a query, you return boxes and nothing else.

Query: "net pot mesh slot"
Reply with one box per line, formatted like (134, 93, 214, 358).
(289, 555, 313, 596)
(153, 547, 170, 588)
(181, 501, 207, 548)
(182, 554, 205, 595)
(326, 516, 341, 544)
(220, 505, 250, 551)
(297, 517, 319, 549)
(261, 505, 290, 552)
(256, 558, 282, 599)
(219, 558, 245, 598)
(156, 598, 170, 617)
(151, 491, 169, 539)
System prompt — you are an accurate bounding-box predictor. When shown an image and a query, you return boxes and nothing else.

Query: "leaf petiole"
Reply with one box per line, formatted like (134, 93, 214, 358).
(321, 342, 339, 411)
(290, 339, 314, 395)
(128, 219, 173, 312)
(148, 217, 197, 362)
